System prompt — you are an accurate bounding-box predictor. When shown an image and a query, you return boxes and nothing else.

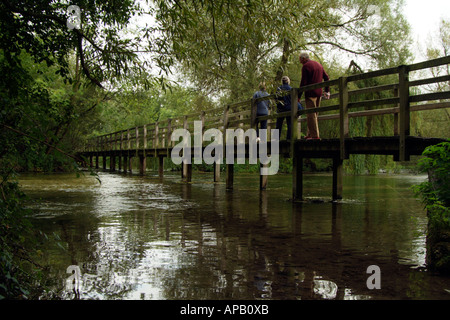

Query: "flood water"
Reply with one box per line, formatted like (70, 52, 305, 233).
(19, 170, 450, 300)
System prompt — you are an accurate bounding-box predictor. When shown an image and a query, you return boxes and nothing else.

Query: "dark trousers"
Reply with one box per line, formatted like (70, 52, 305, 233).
(256, 114, 268, 138)
(276, 114, 291, 140)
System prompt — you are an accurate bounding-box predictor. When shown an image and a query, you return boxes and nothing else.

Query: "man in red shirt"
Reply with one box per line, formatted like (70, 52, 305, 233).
(299, 53, 330, 140)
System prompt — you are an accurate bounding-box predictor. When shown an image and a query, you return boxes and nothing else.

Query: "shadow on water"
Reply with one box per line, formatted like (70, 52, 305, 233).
(19, 171, 450, 300)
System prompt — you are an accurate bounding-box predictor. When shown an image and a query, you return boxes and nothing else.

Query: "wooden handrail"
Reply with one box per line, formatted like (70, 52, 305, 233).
(83, 56, 450, 155)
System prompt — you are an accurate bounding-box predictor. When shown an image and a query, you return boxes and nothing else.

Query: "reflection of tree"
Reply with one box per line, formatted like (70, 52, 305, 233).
(33, 173, 438, 299)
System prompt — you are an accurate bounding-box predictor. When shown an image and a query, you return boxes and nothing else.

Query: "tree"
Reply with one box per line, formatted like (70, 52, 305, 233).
(412, 19, 450, 139)
(0, 0, 156, 89)
(150, 0, 412, 102)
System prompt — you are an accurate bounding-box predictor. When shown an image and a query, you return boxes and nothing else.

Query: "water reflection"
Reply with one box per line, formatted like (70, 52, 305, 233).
(19, 171, 450, 300)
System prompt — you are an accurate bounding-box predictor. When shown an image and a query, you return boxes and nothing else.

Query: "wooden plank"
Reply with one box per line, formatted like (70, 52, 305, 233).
(346, 66, 398, 82)
(410, 101, 450, 111)
(408, 55, 450, 72)
(347, 97, 399, 109)
(409, 91, 450, 103)
(348, 83, 397, 97)
(409, 74, 450, 87)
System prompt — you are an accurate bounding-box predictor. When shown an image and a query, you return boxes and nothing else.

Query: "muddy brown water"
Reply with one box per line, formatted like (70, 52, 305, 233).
(18, 170, 450, 300)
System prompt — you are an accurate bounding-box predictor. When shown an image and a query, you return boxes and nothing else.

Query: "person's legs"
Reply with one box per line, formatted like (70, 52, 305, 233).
(257, 119, 267, 141)
(305, 97, 319, 138)
(276, 115, 284, 139)
(286, 116, 292, 140)
(260, 119, 267, 130)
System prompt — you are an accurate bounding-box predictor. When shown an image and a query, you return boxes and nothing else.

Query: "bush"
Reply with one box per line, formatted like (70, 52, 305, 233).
(414, 141, 450, 273)
(414, 141, 450, 208)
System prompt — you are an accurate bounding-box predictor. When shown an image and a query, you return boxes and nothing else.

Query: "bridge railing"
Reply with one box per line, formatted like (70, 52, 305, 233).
(83, 55, 450, 161)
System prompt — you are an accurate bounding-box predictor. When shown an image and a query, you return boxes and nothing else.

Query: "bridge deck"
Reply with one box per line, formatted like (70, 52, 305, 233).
(80, 136, 445, 159)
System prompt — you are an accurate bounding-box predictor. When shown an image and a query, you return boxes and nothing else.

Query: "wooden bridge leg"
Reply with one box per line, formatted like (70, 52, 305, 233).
(226, 164, 234, 190)
(186, 163, 192, 182)
(139, 156, 146, 175)
(260, 163, 268, 190)
(110, 156, 116, 172)
(214, 162, 220, 182)
(118, 155, 122, 171)
(158, 156, 164, 178)
(102, 154, 107, 170)
(292, 152, 303, 201)
(123, 156, 128, 173)
(128, 156, 133, 173)
(181, 161, 192, 182)
(95, 155, 99, 169)
(332, 157, 343, 201)
(182, 163, 187, 179)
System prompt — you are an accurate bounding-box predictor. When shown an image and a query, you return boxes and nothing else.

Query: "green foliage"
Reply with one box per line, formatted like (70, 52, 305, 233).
(0, 174, 37, 299)
(152, 0, 412, 102)
(414, 141, 450, 273)
(0, 50, 103, 172)
(0, 0, 150, 88)
(414, 141, 450, 209)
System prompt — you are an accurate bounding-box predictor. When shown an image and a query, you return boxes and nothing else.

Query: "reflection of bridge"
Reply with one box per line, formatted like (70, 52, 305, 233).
(78, 56, 449, 201)
(176, 183, 431, 299)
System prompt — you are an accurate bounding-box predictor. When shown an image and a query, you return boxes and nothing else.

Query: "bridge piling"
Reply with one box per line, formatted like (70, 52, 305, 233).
(158, 156, 164, 178)
(260, 163, 268, 190)
(214, 162, 220, 182)
(139, 155, 146, 175)
(292, 152, 303, 201)
(226, 164, 234, 190)
(332, 157, 343, 201)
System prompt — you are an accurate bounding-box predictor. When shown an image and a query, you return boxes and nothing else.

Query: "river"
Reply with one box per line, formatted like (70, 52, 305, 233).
(18, 170, 450, 300)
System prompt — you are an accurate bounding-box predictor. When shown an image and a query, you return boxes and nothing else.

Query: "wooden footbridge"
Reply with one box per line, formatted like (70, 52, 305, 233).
(78, 56, 450, 201)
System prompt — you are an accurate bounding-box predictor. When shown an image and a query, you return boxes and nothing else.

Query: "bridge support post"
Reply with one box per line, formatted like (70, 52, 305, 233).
(332, 157, 343, 201)
(158, 156, 164, 178)
(226, 164, 234, 190)
(186, 163, 192, 182)
(182, 163, 192, 182)
(95, 155, 99, 169)
(139, 155, 146, 175)
(181, 160, 192, 182)
(214, 162, 220, 182)
(292, 151, 303, 201)
(110, 155, 116, 172)
(102, 154, 107, 170)
(260, 163, 268, 190)
(123, 155, 128, 173)
(128, 156, 133, 173)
